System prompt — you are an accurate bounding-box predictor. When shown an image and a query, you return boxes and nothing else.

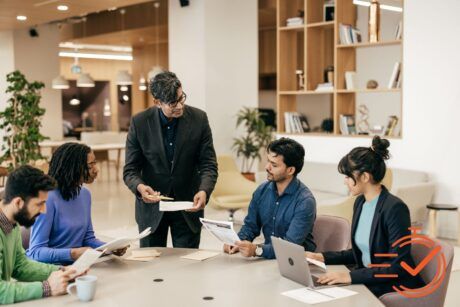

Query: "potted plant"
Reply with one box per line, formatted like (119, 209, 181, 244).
(232, 107, 274, 181)
(0, 70, 48, 170)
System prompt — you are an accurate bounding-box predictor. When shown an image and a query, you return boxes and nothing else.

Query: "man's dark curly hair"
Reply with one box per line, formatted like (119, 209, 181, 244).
(3, 165, 56, 204)
(149, 71, 182, 104)
(48, 142, 91, 201)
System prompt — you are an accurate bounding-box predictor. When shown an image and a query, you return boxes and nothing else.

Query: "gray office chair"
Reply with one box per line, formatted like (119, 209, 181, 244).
(20, 226, 31, 250)
(379, 238, 454, 307)
(312, 215, 351, 253)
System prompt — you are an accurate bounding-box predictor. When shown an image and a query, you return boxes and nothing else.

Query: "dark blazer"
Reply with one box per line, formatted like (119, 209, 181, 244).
(123, 105, 218, 233)
(323, 186, 425, 297)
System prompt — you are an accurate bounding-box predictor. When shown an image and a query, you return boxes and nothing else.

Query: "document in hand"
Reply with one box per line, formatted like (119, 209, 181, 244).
(306, 257, 327, 272)
(199, 218, 240, 246)
(71, 249, 104, 277)
(159, 201, 194, 211)
(96, 227, 151, 253)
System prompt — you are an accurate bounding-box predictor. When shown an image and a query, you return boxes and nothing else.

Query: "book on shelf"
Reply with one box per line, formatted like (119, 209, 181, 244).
(388, 62, 401, 88)
(385, 115, 399, 137)
(284, 112, 310, 133)
(344, 71, 356, 90)
(286, 17, 304, 27)
(339, 114, 356, 135)
(339, 24, 362, 45)
(315, 82, 334, 92)
(394, 21, 403, 40)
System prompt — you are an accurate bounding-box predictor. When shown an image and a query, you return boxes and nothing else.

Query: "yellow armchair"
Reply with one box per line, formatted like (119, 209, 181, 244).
(209, 155, 258, 221)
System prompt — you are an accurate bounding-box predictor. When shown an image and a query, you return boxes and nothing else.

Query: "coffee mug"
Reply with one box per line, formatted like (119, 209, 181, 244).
(67, 275, 98, 302)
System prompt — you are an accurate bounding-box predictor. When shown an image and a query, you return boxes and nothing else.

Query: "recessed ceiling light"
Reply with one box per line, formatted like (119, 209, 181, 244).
(17, 15, 27, 21)
(57, 5, 69, 11)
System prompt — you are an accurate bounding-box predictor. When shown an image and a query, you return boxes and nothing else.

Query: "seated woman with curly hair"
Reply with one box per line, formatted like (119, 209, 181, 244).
(26, 143, 126, 264)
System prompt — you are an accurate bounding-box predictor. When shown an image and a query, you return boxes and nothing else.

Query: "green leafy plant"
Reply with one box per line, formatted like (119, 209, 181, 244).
(232, 107, 274, 173)
(0, 70, 48, 170)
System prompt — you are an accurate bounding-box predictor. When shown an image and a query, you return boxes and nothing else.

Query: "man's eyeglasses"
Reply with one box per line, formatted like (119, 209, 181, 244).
(87, 161, 97, 169)
(167, 92, 187, 109)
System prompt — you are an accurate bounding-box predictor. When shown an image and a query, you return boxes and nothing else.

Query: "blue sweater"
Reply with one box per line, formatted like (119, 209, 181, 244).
(26, 187, 105, 265)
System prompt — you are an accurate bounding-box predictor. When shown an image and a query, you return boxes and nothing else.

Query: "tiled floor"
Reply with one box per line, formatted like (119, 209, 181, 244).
(87, 169, 459, 306)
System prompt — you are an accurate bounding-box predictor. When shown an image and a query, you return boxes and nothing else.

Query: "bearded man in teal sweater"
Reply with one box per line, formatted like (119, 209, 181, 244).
(0, 165, 77, 304)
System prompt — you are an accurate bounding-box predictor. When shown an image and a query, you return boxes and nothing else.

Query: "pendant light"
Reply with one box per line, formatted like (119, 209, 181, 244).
(116, 70, 132, 85)
(52, 75, 69, 89)
(148, 2, 164, 83)
(77, 73, 95, 87)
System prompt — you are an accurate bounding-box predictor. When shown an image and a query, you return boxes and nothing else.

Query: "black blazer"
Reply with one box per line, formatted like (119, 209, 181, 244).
(323, 186, 425, 297)
(123, 105, 218, 233)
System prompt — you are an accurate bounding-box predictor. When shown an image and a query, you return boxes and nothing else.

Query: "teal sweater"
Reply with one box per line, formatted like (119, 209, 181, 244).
(1, 225, 58, 304)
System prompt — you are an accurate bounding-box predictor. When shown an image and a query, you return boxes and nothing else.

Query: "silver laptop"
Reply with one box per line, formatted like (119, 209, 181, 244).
(272, 236, 329, 288)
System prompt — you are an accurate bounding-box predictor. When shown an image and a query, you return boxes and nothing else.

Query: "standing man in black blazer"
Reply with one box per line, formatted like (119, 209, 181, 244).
(123, 71, 218, 248)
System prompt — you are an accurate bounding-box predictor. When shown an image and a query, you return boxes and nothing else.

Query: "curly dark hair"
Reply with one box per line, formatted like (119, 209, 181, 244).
(149, 71, 182, 104)
(3, 165, 56, 204)
(48, 143, 91, 201)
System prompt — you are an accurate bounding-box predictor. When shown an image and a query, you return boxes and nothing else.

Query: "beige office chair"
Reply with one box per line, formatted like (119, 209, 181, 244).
(209, 155, 257, 221)
(312, 215, 351, 252)
(379, 238, 454, 307)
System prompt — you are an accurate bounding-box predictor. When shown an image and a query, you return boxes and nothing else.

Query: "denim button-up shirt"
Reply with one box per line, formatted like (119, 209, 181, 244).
(238, 177, 316, 259)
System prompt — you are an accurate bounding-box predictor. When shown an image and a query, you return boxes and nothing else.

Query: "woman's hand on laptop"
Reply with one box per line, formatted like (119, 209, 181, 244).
(305, 252, 324, 262)
(317, 272, 351, 285)
(223, 244, 240, 254)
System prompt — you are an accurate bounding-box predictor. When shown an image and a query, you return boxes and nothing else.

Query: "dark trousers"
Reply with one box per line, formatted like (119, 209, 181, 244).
(139, 211, 201, 248)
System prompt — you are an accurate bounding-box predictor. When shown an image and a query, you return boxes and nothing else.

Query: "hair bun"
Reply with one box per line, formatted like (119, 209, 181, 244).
(371, 136, 390, 160)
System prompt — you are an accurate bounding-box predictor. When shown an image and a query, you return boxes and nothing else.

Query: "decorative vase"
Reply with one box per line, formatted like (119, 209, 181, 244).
(368, 0, 381, 43)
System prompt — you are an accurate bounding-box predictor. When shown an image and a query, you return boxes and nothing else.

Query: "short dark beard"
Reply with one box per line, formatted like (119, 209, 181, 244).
(14, 203, 37, 228)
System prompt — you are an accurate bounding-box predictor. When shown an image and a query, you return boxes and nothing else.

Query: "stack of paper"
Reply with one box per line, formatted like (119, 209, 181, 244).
(181, 250, 220, 261)
(282, 287, 357, 304)
(125, 249, 161, 262)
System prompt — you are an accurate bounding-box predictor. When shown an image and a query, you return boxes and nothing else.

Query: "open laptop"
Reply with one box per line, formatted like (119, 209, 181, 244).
(272, 236, 339, 289)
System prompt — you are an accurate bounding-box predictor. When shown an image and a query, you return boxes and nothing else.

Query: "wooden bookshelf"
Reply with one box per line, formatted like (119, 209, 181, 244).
(276, 0, 404, 137)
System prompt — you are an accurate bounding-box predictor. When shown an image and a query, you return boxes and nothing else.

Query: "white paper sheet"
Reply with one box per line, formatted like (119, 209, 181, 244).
(199, 218, 240, 246)
(131, 249, 161, 258)
(70, 249, 104, 277)
(181, 250, 220, 261)
(307, 257, 327, 272)
(96, 227, 151, 253)
(282, 287, 357, 304)
(159, 201, 194, 211)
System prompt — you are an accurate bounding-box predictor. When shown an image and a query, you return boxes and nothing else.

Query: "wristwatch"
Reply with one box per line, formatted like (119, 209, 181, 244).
(255, 244, 263, 257)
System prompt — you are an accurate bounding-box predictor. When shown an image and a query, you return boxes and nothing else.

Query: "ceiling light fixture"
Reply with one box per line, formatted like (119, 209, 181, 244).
(116, 70, 132, 85)
(70, 96, 80, 106)
(52, 75, 70, 89)
(59, 51, 132, 61)
(139, 77, 147, 91)
(17, 15, 27, 21)
(120, 85, 129, 92)
(77, 73, 95, 87)
(353, 0, 402, 12)
(57, 5, 68, 11)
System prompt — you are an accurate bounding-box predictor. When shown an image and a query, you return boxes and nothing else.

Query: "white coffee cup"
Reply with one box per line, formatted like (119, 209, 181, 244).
(67, 275, 98, 302)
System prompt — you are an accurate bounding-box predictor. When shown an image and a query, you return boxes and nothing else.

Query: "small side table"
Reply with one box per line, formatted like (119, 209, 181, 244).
(426, 204, 458, 239)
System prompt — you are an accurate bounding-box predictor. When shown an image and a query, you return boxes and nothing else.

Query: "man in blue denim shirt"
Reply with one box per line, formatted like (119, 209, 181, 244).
(224, 138, 316, 259)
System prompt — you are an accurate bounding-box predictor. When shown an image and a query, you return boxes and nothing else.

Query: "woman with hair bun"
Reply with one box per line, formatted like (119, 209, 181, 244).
(306, 136, 425, 297)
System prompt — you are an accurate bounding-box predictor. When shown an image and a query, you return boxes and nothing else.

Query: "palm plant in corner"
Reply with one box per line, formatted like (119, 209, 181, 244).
(0, 70, 48, 170)
(232, 107, 274, 181)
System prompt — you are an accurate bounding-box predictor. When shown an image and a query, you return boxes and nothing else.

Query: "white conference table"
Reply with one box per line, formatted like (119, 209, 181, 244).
(17, 248, 383, 307)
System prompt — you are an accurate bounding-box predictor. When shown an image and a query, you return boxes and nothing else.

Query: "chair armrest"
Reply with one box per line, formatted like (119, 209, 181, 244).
(394, 182, 435, 224)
